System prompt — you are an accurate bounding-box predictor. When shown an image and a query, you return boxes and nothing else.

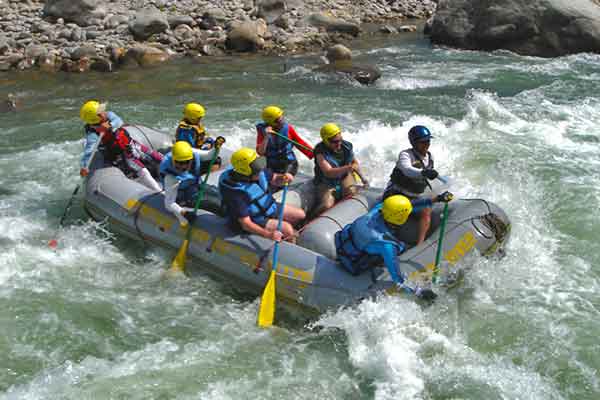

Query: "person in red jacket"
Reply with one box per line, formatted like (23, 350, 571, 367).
(256, 105, 313, 176)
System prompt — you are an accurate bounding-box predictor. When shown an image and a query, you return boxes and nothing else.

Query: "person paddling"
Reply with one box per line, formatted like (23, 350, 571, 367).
(335, 193, 453, 295)
(218, 148, 305, 243)
(256, 105, 313, 176)
(79, 100, 163, 192)
(159, 140, 223, 227)
(383, 125, 441, 245)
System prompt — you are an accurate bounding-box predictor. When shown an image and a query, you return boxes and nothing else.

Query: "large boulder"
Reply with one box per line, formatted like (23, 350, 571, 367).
(43, 0, 106, 27)
(430, 0, 600, 57)
(225, 20, 267, 52)
(315, 44, 381, 85)
(129, 9, 169, 41)
(308, 13, 360, 37)
(257, 0, 286, 24)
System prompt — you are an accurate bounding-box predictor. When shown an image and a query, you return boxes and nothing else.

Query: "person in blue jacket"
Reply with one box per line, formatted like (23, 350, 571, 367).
(335, 192, 453, 298)
(218, 147, 306, 243)
(159, 140, 223, 227)
(175, 102, 222, 173)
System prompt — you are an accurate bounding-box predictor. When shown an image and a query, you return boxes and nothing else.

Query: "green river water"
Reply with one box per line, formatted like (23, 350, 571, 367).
(1, 32, 599, 399)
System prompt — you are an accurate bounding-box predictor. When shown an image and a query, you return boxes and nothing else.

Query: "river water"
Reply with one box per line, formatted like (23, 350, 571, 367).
(1, 32, 599, 400)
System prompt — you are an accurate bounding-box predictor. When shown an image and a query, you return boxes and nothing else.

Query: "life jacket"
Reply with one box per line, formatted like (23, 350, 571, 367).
(218, 168, 278, 226)
(256, 122, 296, 170)
(335, 209, 405, 276)
(176, 120, 214, 149)
(389, 149, 433, 195)
(85, 124, 131, 163)
(159, 151, 202, 205)
(313, 140, 354, 187)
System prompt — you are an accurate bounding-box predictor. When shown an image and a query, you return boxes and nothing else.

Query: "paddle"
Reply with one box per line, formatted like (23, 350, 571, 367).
(266, 129, 313, 153)
(257, 181, 289, 327)
(169, 139, 224, 273)
(49, 132, 105, 248)
(432, 201, 449, 284)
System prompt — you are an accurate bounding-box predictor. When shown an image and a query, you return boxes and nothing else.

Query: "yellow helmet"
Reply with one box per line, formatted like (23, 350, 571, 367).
(231, 147, 259, 176)
(262, 105, 283, 125)
(172, 141, 194, 162)
(382, 195, 413, 225)
(320, 123, 341, 143)
(80, 100, 105, 125)
(184, 102, 205, 122)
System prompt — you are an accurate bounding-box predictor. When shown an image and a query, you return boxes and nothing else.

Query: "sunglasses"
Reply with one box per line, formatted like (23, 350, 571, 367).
(174, 160, 191, 167)
(329, 139, 342, 145)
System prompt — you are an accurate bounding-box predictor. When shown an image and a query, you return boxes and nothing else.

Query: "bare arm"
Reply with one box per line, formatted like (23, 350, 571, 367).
(256, 129, 269, 156)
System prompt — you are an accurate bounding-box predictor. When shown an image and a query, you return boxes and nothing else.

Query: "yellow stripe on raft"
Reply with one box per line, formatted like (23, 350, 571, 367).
(408, 230, 478, 282)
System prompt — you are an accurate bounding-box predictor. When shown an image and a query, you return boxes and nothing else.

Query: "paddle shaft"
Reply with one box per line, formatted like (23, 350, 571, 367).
(266, 129, 313, 153)
(50, 132, 104, 246)
(432, 202, 449, 283)
(270, 183, 288, 274)
(184, 145, 222, 241)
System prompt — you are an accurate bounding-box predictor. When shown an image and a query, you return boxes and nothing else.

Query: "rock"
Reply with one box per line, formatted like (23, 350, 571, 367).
(326, 44, 352, 63)
(315, 61, 381, 85)
(199, 9, 227, 30)
(226, 20, 267, 52)
(105, 15, 129, 29)
(121, 44, 170, 67)
(24, 44, 47, 60)
(129, 8, 169, 41)
(90, 57, 114, 72)
(399, 25, 417, 32)
(38, 53, 60, 73)
(0, 93, 22, 113)
(43, 0, 107, 27)
(257, 0, 286, 24)
(168, 15, 195, 29)
(430, 0, 600, 57)
(71, 45, 96, 60)
(380, 25, 398, 34)
(308, 13, 360, 36)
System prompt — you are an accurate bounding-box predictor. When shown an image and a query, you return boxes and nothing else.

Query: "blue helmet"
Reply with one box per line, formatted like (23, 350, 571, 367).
(408, 125, 433, 147)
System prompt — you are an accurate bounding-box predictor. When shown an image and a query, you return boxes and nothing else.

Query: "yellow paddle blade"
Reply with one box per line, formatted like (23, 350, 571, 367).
(257, 271, 276, 327)
(170, 239, 189, 273)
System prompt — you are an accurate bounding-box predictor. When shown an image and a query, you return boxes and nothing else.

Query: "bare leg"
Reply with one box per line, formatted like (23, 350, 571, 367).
(341, 172, 359, 197)
(416, 208, 432, 245)
(312, 184, 336, 216)
(282, 204, 305, 226)
(265, 219, 297, 243)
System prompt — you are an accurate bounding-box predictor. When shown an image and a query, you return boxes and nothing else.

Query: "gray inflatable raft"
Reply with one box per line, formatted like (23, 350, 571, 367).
(83, 125, 511, 312)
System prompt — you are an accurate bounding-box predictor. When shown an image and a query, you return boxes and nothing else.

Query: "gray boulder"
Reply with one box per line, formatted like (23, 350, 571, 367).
(257, 0, 286, 24)
(129, 9, 169, 41)
(43, 0, 107, 27)
(308, 13, 360, 37)
(430, 0, 600, 57)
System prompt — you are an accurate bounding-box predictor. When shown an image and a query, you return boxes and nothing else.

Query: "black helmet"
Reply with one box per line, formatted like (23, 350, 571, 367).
(408, 125, 433, 147)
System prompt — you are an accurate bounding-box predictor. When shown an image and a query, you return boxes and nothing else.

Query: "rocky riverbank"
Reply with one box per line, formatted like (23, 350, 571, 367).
(0, 0, 436, 73)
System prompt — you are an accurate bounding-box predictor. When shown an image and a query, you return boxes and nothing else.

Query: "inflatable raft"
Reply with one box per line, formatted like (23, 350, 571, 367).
(83, 125, 511, 312)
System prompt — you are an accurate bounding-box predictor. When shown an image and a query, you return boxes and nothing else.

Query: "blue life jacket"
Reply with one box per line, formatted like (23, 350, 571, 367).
(256, 122, 296, 169)
(175, 120, 214, 150)
(218, 167, 278, 226)
(335, 207, 405, 276)
(313, 140, 354, 187)
(159, 151, 202, 205)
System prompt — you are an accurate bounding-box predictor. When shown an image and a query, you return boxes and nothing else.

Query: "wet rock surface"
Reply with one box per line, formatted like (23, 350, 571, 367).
(0, 0, 436, 73)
